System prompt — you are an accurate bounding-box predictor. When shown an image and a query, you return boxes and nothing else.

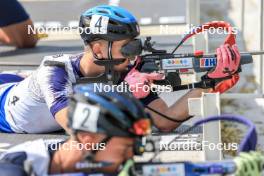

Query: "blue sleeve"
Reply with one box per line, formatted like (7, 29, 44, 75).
(0, 74, 24, 84)
(0, 0, 29, 27)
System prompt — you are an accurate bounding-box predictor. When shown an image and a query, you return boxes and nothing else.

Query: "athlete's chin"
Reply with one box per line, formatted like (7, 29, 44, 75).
(114, 67, 127, 71)
(114, 63, 129, 71)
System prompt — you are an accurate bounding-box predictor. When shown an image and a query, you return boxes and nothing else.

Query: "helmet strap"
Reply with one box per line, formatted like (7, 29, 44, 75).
(89, 41, 116, 84)
(133, 137, 145, 156)
(108, 41, 113, 60)
(106, 41, 114, 84)
(75, 136, 113, 171)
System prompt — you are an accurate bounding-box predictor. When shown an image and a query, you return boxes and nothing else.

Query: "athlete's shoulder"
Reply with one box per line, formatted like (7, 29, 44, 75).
(41, 53, 73, 64)
(1, 139, 48, 157)
(0, 139, 56, 176)
(40, 53, 83, 71)
(42, 53, 83, 62)
(35, 53, 83, 87)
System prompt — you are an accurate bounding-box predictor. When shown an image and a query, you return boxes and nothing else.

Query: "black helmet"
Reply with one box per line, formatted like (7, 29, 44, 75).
(68, 83, 151, 137)
(79, 5, 140, 44)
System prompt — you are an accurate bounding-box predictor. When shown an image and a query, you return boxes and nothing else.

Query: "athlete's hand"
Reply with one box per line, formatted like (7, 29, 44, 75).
(208, 44, 241, 93)
(210, 73, 239, 94)
(208, 44, 241, 78)
(124, 57, 164, 99)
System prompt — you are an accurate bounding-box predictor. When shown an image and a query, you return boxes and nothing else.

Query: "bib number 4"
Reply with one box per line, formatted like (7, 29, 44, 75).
(90, 15, 109, 34)
(8, 96, 19, 106)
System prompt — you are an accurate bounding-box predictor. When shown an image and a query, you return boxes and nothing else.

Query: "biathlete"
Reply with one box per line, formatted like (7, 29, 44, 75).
(0, 83, 151, 175)
(0, 5, 241, 133)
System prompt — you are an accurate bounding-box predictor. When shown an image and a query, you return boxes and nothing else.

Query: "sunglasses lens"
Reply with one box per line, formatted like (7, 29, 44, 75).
(133, 119, 151, 135)
(121, 39, 142, 58)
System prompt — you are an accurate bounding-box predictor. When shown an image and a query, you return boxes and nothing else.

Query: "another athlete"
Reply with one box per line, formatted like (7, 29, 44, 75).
(0, 0, 38, 48)
(0, 83, 151, 175)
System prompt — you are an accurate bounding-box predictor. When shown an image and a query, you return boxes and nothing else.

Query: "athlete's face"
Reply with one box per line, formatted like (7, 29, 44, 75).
(110, 39, 135, 71)
(94, 137, 134, 173)
(92, 39, 136, 72)
(78, 133, 134, 173)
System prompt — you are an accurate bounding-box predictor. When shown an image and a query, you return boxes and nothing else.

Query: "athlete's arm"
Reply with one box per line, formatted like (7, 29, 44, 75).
(54, 107, 70, 133)
(0, 0, 38, 48)
(37, 61, 72, 133)
(146, 88, 209, 132)
(0, 19, 38, 48)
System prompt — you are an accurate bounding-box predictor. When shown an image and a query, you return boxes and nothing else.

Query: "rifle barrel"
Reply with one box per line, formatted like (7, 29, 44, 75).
(205, 51, 264, 57)
(240, 51, 264, 55)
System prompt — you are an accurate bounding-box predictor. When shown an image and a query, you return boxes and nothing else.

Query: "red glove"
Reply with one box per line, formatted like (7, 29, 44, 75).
(210, 74, 239, 94)
(208, 44, 241, 93)
(124, 57, 164, 99)
(208, 44, 240, 78)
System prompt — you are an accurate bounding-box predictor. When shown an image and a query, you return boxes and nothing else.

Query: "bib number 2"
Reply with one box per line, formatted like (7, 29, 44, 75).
(80, 107, 91, 128)
(72, 102, 100, 132)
